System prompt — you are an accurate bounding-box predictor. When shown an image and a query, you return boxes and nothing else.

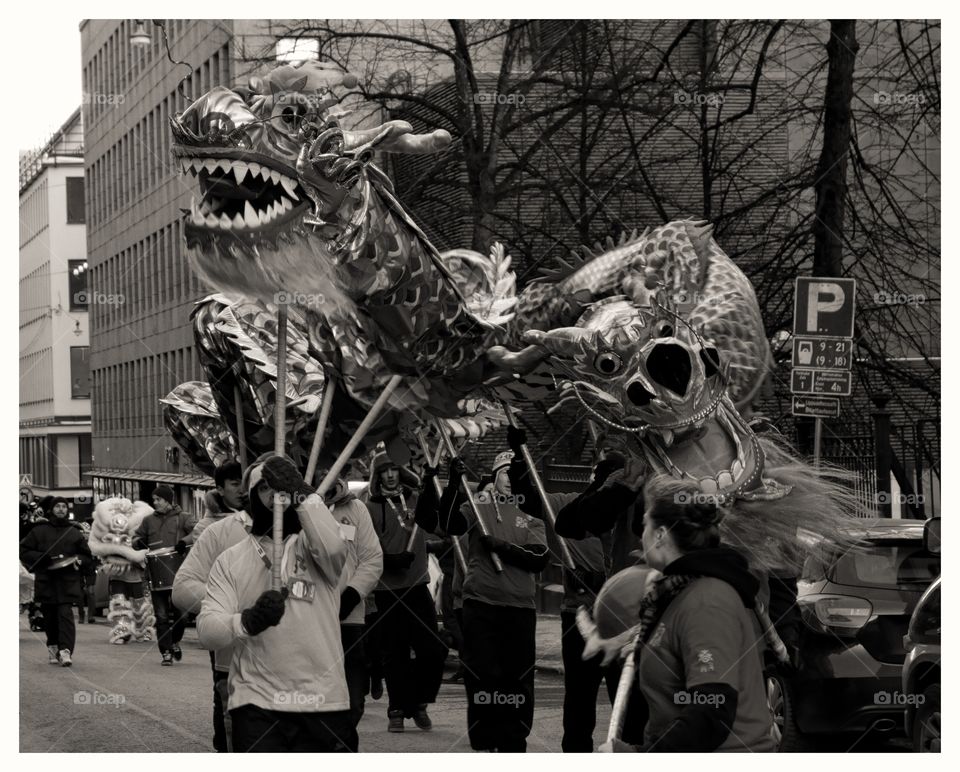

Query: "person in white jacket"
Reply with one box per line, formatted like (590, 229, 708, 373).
(324, 475, 383, 746)
(196, 454, 351, 752)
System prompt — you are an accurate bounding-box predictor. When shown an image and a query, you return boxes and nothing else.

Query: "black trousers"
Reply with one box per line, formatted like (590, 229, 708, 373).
(374, 584, 447, 715)
(461, 599, 536, 752)
(363, 611, 384, 685)
(560, 610, 615, 752)
(41, 603, 76, 653)
(210, 651, 229, 753)
(340, 623, 367, 748)
(151, 588, 185, 653)
(231, 704, 354, 752)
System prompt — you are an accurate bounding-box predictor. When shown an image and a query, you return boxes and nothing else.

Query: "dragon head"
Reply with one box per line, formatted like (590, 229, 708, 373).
(522, 296, 782, 499)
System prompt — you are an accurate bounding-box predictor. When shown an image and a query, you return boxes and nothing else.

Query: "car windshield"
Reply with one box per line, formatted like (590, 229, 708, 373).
(828, 544, 940, 589)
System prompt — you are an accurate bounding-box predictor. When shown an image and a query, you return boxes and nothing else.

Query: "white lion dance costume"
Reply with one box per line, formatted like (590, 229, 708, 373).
(88, 498, 157, 644)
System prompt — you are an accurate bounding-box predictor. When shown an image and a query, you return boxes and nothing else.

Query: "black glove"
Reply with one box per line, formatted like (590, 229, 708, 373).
(479, 534, 502, 553)
(240, 588, 288, 636)
(383, 551, 416, 570)
(507, 425, 527, 453)
(592, 452, 626, 487)
(448, 456, 466, 478)
(175, 540, 188, 555)
(261, 456, 314, 502)
(422, 464, 439, 478)
(339, 586, 362, 620)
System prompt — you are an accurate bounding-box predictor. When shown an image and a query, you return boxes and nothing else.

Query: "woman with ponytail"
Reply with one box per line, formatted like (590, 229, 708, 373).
(599, 475, 776, 753)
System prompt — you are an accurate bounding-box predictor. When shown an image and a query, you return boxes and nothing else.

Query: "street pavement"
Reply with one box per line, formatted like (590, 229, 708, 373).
(19, 613, 910, 753)
(19, 612, 607, 753)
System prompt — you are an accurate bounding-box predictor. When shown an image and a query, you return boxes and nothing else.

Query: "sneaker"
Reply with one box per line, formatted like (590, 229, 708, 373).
(370, 677, 383, 700)
(161, 651, 174, 666)
(47, 645, 59, 665)
(171, 643, 182, 661)
(387, 710, 404, 733)
(413, 704, 432, 731)
(58, 649, 72, 667)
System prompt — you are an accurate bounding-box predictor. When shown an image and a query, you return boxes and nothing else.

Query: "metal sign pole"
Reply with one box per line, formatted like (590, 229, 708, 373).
(813, 417, 822, 468)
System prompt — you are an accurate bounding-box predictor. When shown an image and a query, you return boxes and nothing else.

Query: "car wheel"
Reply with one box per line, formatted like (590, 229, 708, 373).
(766, 669, 811, 752)
(913, 684, 940, 753)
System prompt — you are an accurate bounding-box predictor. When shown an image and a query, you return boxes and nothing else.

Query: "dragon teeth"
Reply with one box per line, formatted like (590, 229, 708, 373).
(244, 201, 259, 228)
(280, 177, 299, 200)
(232, 164, 246, 185)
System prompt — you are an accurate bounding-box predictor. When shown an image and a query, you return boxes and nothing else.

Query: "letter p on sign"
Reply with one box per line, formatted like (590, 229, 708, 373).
(793, 277, 856, 338)
(806, 283, 845, 331)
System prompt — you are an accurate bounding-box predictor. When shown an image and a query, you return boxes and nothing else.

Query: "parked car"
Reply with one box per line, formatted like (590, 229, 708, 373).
(766, 518, 940, 751)
(902, 517, 940, 752)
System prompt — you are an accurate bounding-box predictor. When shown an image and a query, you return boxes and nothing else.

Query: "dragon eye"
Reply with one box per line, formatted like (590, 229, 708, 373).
(594, 351, 622, 375)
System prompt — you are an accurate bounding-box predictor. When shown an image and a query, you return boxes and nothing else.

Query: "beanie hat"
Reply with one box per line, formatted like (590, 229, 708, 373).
(492, 451, 515, 475)
(152, 485, 175, 505)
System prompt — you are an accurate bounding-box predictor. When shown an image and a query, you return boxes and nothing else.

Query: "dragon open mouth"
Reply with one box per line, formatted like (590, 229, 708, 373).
(175, 149, 310, 233)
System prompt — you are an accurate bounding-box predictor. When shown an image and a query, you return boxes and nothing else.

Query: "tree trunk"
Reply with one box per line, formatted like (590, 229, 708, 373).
(813, 20, 859, 276)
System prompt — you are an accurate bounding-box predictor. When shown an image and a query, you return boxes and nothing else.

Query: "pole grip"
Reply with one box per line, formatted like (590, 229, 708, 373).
(416, 430, 469, 573)
(436, 423, 503, 573)
(501, 402, 576, 570)
(606, 636, 639, 743)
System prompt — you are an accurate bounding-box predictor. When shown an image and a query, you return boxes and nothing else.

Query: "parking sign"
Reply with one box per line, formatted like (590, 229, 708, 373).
(793, 278, 857, 337)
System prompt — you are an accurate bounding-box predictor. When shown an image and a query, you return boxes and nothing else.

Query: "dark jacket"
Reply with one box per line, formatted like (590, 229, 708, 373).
(20, 520, 94, 604)
(133, 505, 196, 551)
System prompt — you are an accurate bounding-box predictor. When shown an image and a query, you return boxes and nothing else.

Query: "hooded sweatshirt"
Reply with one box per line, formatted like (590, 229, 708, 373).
(197, 487, 349, 713)
(635, 547, 775, 752)
(327, 478, 383, 625)
(364, 454, 430, 591)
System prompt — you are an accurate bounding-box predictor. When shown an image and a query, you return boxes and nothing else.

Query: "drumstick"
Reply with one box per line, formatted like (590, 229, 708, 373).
(436, 421, 503, 574)
(607, 634, 640, 743)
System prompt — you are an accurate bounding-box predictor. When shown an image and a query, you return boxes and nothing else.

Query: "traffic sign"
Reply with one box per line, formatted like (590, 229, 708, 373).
(793, 337, 854, 370)
(793, 277, 857, 337)
(792, 396, 841, 418)
(791, 368, 852, 396)
(19, 474, 32, 487)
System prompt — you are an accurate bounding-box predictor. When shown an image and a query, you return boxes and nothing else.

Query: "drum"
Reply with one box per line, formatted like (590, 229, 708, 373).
(146, 547, 184, 591)
(48, 555, 80, 571)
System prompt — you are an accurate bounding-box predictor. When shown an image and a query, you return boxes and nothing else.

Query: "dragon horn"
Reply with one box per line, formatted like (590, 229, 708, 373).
(523, 326, 598, 358)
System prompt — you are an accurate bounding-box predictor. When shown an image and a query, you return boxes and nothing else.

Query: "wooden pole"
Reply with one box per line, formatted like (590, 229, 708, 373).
(272, 305, 289, 590)
(501, 401, 576, 570)
(436, 422, 503, 573)
(606, 635, 640, 742)
(416, 429, 468, 573)
(316, 375, 403, 498)
(304, 378, 336, 486)
(233, 385, 248, 468)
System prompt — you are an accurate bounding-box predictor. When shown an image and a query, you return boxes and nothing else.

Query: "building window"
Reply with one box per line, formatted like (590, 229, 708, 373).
(66, 177, 85, 224)
(69, 260, 89, 310)
(71, 346, 91, 398)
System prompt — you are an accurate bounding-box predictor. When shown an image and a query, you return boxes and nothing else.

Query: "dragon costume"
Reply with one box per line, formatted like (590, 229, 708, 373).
(162, 60, 858, 590)
(89, 498, 156, 644)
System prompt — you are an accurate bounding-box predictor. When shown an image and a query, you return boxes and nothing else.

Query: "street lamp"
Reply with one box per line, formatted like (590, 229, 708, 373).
(130, 21, 151, 47)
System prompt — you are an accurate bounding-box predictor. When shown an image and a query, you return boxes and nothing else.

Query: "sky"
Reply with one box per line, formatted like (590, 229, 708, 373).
(17, 16, 83, 151)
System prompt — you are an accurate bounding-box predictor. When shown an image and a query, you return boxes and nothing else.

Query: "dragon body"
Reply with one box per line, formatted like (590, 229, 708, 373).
(163, 62, 858, 571)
